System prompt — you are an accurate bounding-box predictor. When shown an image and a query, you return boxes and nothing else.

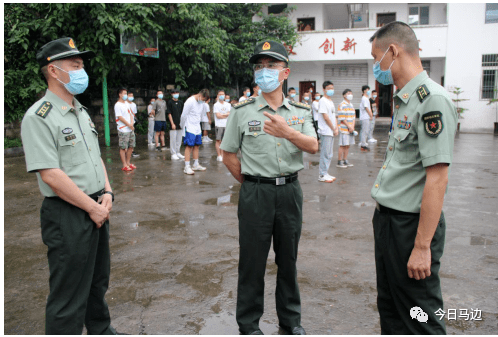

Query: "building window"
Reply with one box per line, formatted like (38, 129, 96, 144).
(485, 3, 498, 23)
(377, 13, 396, 27)
(297, 18, 315, 31)
(268, 4, 287, 15)
(481, 54, 498, 99)
(409, 6, 430, 25)
(422, 60, 431, 77)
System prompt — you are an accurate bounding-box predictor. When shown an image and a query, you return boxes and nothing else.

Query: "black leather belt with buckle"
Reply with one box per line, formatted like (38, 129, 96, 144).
(243, 173, 298, 185)
(376, 202, 419, 216)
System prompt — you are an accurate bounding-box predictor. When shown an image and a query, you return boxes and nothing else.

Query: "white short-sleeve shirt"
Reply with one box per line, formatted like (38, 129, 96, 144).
(201, 102, 210, 123)
(213, 101, 231, 127)
(181, 96, 205, 135)
(317, 97, 336, 136)
(114, 101, 133, 132)
(359, 96, 371, 120)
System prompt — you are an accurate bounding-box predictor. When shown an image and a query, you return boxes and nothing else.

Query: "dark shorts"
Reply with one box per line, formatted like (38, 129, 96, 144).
(154, 121, 167, 132)
(184, 131, 202, 147)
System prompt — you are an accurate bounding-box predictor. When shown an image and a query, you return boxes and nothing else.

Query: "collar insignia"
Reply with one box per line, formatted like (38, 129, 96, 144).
(62, 128, 73, 134)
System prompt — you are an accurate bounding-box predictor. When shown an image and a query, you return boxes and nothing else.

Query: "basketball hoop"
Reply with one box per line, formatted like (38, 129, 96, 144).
(120, 31, 159, 58)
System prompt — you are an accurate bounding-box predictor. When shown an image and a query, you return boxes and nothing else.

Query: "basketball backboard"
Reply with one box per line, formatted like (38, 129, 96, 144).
(120, 31, 159, 58)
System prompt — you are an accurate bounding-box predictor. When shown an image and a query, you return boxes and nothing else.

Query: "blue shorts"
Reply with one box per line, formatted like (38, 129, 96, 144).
(154, 121, 167, 132)
(183, 131, 202, 147)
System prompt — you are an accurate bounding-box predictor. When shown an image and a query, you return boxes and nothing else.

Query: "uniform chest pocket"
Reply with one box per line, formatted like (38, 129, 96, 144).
(59, 135, 87, 167)
(244, 130, 268, 154)
(393, 129, 419, 163)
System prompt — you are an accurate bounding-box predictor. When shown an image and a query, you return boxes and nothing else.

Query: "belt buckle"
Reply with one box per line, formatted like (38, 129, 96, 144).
(276, 177, 286, 186)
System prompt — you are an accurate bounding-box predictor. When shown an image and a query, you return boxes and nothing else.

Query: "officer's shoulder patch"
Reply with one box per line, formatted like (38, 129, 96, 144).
(35, 101, 52, 118)
(289, 100, 311, 110)
(422, 111, 443, 137)
(233, 98, 256, 109)
(416, 84, 430, 103)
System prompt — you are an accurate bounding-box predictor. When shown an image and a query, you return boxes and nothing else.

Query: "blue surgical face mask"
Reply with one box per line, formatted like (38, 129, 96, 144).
(54, 65, 89, 95)
(290, 93, 296, 98)
(367, 90, 371, 96)
(258, 89, 262, 95)
(304, 96, 309, 101)
(219, 95, 225, 101)
(122, 94, 128, 101)
(373, 47, 395, 85)
(173, 94, 179, 99)
(128, 96, 134, 102)
(158, 94, 163, 99)
(373, 95, 377, 99)
(254, 68, 284, 93)
(315, 96, 320, 100)
(225, 99, 230, 102)
(246, 91, 251, 97)
(326, 89, 334, 97)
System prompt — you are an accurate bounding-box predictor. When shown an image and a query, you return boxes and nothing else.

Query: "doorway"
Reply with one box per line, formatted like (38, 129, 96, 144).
(299, 81, 316, 102)
(375, 81, 393, 117)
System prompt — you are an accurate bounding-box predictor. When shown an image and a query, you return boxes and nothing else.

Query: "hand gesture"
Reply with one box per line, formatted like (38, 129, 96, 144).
(89, 202, 110, 229)
(407, 246, 432, 280)
(171, 124, 176, 130)
(101, 193, 113, 213)
(262, 111, 291, 139)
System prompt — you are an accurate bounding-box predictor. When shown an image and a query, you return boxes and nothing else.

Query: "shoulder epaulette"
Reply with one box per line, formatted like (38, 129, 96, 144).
(416, 84, 430, 103)
(35, 101, 52, 119)
(233, 98, 255, 109)
(289, 100, 311, 110)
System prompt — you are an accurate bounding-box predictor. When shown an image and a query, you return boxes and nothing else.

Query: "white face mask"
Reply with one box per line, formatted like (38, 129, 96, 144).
(346, 94, 353, 101)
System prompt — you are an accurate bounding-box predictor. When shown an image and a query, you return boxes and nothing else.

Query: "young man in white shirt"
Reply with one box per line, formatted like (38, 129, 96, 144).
(287, 87, 297, 101)
(126, 92, 140, 158)
(213, 90, 231, 162)
(239, 87, 251, 102)
(147, 98, 155, 146)
(317, 81, 339, 183)
(359, 85, 373, 151)
(180, 89, 210, 174)
(114, 88, 136, 172)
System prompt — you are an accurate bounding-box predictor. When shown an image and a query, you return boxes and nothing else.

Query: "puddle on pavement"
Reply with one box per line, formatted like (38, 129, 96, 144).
(306, 195, 328, 203)
(176, 263, 225, 299)
(198, 181, 214, 186)
(127, 218, 186, 231)
(204, 193, 239, 206)
(199, 311, 279, 335)
(451, 235, 495, 246)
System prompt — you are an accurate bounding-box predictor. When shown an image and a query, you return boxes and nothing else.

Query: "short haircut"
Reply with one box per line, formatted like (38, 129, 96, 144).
(225, 94, 230, 98)
(362, 85, 370, 92)
(343, 88, 352, 96)
(199, 88, 210, 98)
(372, 90, 377, 93)
(117, 88, 127, 96)
(322, 81, 333, 89)
(157, 90, 163, 95)
(369, 21, 419, 56)
(218, 89, 225, 94)
(171, 89, 179, 94)
(288, 87, 296, 92)
(251, 82, 258, 89)
(242, 87, 250, 92)
(128, 91, 134, 96)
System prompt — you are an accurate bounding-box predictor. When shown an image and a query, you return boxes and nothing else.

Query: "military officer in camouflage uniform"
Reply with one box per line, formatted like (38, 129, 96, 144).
(21, 38, 118, 335)
(221, 41, 318, 335)
(369, 22, 457, 334)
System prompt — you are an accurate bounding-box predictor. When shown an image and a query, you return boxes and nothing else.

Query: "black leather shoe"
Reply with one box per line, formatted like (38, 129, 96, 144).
(279, 325, 306, 335)
(248, 329, 264, 335)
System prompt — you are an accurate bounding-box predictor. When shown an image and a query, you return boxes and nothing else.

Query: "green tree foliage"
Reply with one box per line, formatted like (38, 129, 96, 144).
(4, 3, 298, 123)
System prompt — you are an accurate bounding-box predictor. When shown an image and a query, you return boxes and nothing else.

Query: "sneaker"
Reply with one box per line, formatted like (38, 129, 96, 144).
(184, 165, 194, 175)
(132, 152, 140, 158)
(177, 153, 185, 159)
(171, 154, 180, 160)
(203, 136, 213, 143)
(217, 155, 223, 162)
(156, 147, 162, 152)
(336, 160, 347, 168)
(368, 138, 377, 143)
(361, 146, 370, 152)
(192, 164, 207, 171)
(343, 160, 354, 167)
(161, 146, 169, 151)
(318, 174, 335, 183)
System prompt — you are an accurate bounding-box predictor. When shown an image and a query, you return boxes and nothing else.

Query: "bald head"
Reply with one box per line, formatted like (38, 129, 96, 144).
(369, 21, 419, 56)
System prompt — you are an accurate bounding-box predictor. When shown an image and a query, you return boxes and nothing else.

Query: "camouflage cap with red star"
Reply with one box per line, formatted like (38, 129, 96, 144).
(249, 40, 289, 64)
(36, 37, 95, 67)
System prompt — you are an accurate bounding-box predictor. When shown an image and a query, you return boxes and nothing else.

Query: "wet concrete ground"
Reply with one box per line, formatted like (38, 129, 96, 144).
(4, 123, 498, 334)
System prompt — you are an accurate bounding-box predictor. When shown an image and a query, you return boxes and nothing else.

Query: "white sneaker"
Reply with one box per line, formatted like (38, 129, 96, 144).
(192, 164, 207, 171)
(177, 153, 185, 159)
(318, 174, 336, 183)
(171, 154, 180, 160)
(161, 146, 169, 150)
(184, 166, 194, 175)
(368, 138, 377, 143)
(217, 156, 223, 162)
(203, 136, 213, 143)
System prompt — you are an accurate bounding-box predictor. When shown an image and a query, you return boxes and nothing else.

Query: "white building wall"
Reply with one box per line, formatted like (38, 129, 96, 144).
(368, 3, 408, 27)
(445, 3, 498, 132)
(287, 3, 325, 31)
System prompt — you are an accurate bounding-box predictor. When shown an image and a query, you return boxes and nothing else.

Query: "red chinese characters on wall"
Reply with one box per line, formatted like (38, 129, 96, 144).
(283, 43, 297, 55)
(341, 37, 357, 53)
(319, 38, 335, 55)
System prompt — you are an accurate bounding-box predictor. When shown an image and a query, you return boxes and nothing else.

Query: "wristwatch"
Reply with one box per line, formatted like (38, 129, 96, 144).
(104, 191, 114, 202)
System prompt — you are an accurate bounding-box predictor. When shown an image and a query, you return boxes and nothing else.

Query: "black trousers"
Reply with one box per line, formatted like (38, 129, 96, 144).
(41, 197, 115, 335)
(236, 179, 303, 334)
(373, 208, 447, 334)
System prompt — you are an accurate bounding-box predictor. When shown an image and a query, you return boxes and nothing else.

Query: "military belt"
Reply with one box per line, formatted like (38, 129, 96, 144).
(47, 188, 105, 202)
(376, 202, 419, 216)
(244, 173, 298, 186)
